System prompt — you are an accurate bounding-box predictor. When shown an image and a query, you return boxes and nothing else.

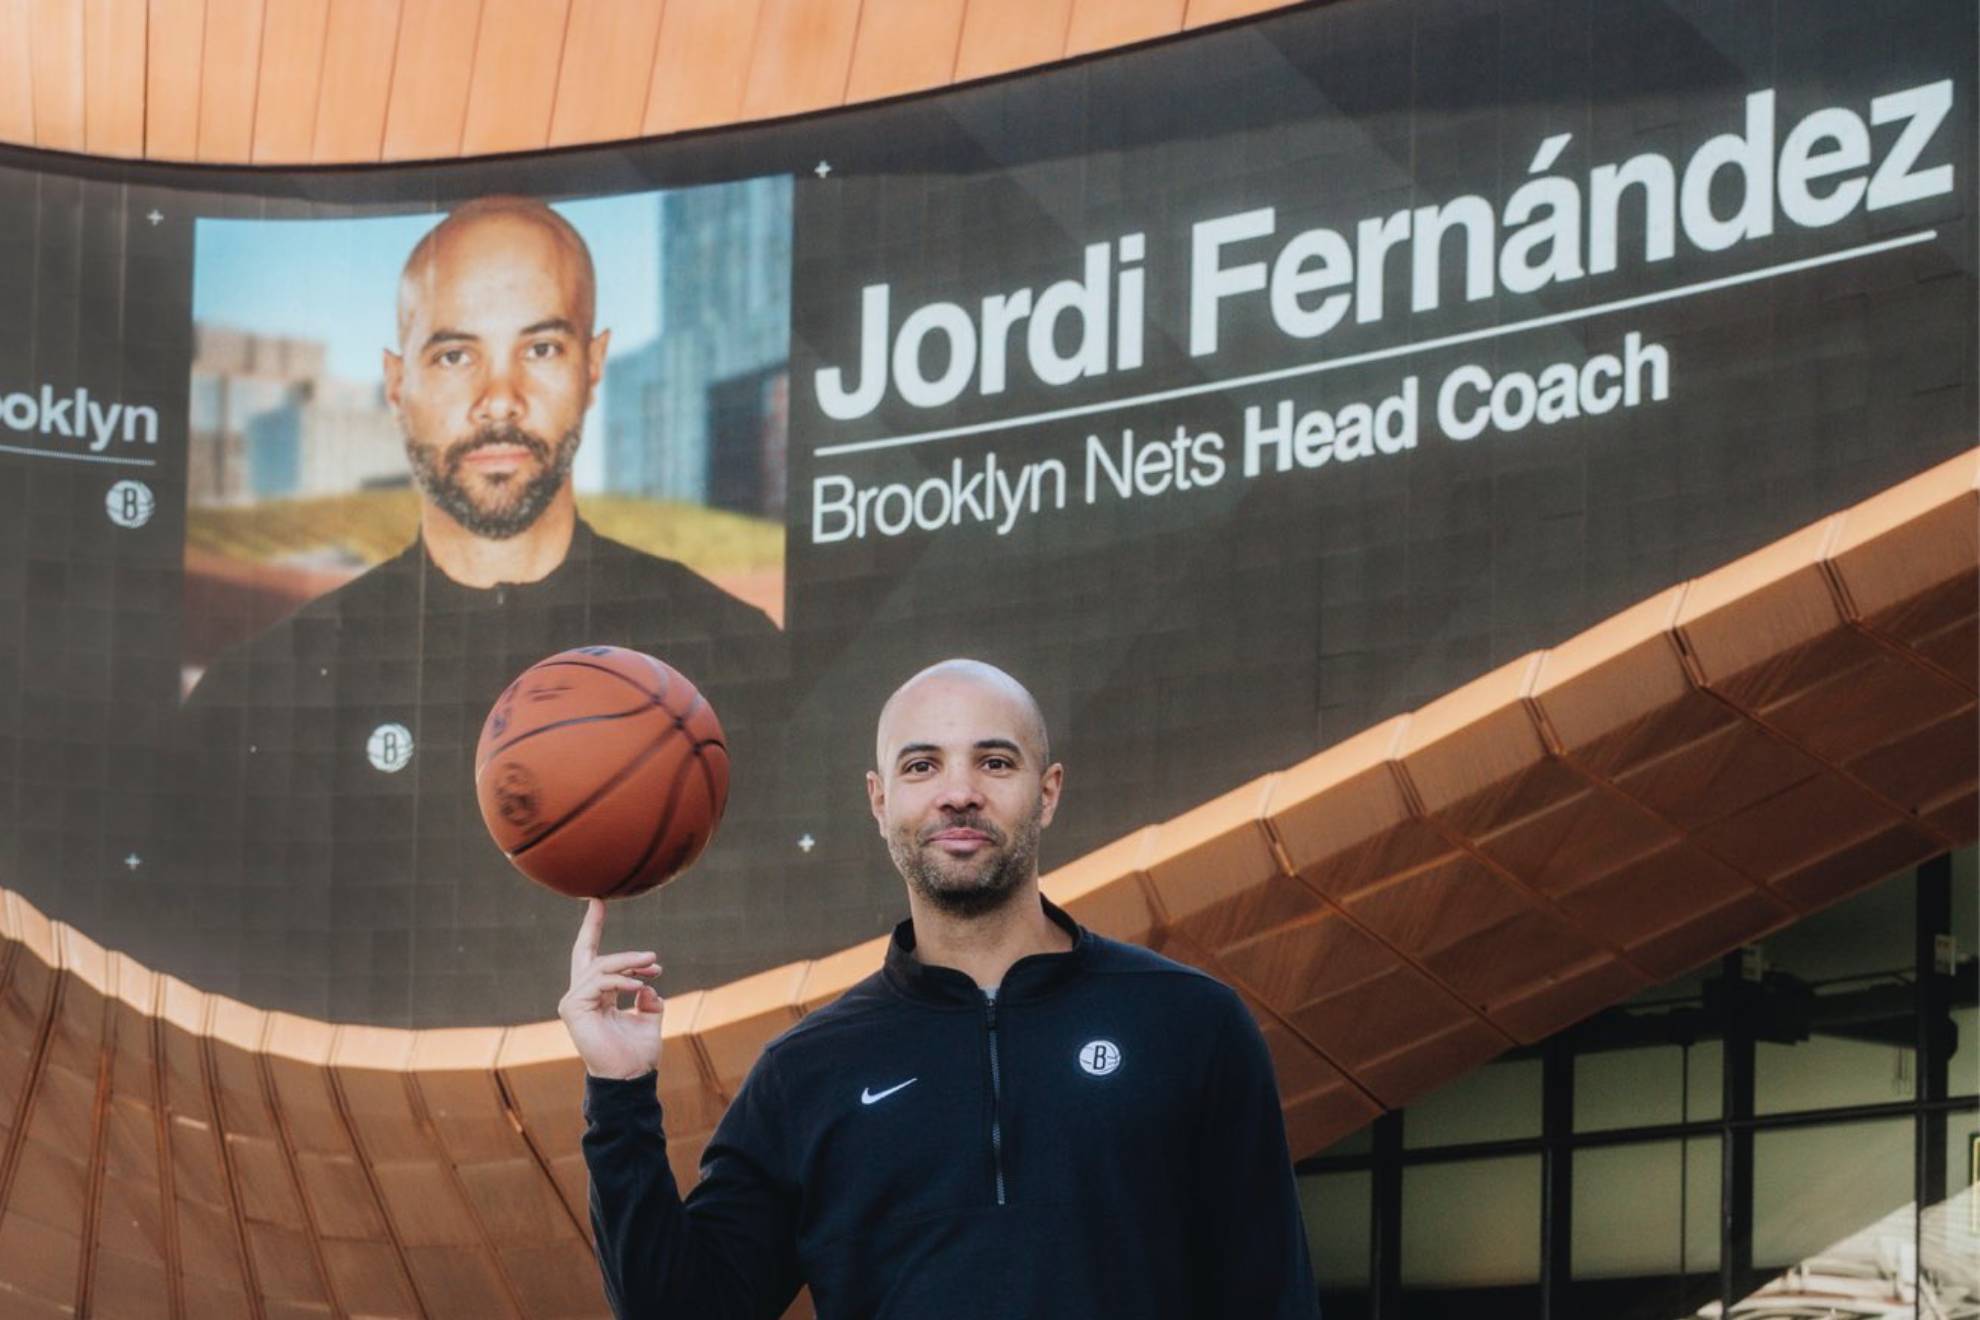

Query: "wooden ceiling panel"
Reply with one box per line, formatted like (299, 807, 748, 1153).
(319, 1237, 423, 1319)
(1353, 1016, 1509, 1112)
(954, 0, 1071, 81)
(1549, 840, 1776, 956)
(546, 0, 664, 150)
(643, 0, 761, 137)
(1474, 781, 1678, 903)
(83, 0, 147, 158)
(381, 0, 478, 161)
(1768, 818, 1949, 913)
(7, 0, 1314, 162)
(459, 0, 570, 158)
(1613, 713, 1823, 838)
(1829, 449, 1979, 632)
(0, 1211, 81, 1313)
(845, 0, 965, 103)
(8, 1138, 88, 1248)
(1066, 0, 1186, 57)
(651, 989, 728, 1134)
(172, 1198, 252, 1316)
(1487, 954, 1646, 1045)
(1139, 775, 1290, 938)
(1037, 825, 1160, 944)
(142, 0, 204, 160)
(741, 0, 863, 123)
(249, 0, 329, 164)
(314, 0, 403, 163)
(1923, 787, 1978, 844)
(292, 1148, 389, 1241)
(453, 1158, 573, 1246)
(90, 1202, 172, 1318)
(1627, 887, 1795, 984)
(689, 963, 806, 1093)
(368, 1158, 482, 1248)
(247, 1222, 334, 1311)
(399, 1243, 515, 1317)
(1267, 719, 1456, 901)
(406, 1030, 509, 1165)
(0, 904, 61, 1141)
(502, 1239, 614, 1317)
(0, 0, 38, 147)
(1187, 0, 1302, 26)
(193, 0, 259, 162)
(1344, 855, 1608, 1013)
(1845, 703, 1980, 814)
(29, 0, 86, 152)
(1692, 768, 1916, 894)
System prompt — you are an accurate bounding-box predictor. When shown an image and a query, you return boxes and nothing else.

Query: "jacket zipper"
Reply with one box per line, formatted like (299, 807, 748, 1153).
(985, 996, 1007, 1206)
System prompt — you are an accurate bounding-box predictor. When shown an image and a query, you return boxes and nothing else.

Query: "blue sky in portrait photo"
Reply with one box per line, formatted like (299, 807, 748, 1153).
(193, 192, 664, 491)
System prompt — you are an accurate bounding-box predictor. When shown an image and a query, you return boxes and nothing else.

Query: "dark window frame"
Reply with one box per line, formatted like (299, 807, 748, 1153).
(1298, 852, 1979, 1320)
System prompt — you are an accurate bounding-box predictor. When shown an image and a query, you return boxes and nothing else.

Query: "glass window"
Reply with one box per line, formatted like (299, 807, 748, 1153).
(1570, 1139, 1720, 1320)
(1400, 1156, 1541, 1288)
(1949, 1119, 1978, 1205)
(1756, 1032, 1917, 1112)
(1575, 1041, 1722, 1131)
(1950, 847, 1977, 1098)
(1298, 1170, 1370, 1288)
(1314, 1123, 1374, 1159)
(1754, 871, 1917, 1115)
(1573, 1139, 1721, 1276)
(1402, 1057, 1541, 1149)
(1752, 1119, 1914, 1275)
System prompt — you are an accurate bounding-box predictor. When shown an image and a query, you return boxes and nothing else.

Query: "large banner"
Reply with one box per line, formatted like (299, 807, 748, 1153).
(0, 0, 1970, 1027)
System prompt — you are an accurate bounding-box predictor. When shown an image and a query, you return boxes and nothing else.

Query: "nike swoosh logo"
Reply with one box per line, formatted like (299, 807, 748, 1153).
(860, 1078, 917, 1105)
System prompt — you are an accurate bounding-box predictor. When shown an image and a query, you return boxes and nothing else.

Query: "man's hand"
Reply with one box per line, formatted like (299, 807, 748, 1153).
(560, 898, 665, 1081)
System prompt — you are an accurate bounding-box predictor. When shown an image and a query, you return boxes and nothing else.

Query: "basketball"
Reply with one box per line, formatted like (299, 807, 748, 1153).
(473, 646, 730, 900)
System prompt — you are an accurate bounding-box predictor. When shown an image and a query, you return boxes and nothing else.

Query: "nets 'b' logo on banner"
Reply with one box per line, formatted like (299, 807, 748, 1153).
(1078, 1040, 1123, 1076)
(105, 479, 153, 528)
(366, 723, 414, 773)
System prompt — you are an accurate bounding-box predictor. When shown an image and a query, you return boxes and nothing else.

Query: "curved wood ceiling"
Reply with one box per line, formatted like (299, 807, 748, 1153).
(0, 448, 1970, 1317)
(0, 0, 1305, 166)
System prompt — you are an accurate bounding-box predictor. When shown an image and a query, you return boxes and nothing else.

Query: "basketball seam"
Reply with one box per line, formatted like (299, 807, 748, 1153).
(607, 738, 726, 899)
(598, 690, 711, 897)
(529, 656, 681, 708)
(476, 702, 661, 775)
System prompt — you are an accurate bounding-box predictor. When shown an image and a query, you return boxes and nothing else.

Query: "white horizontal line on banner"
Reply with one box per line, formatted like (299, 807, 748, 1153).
(0, 442, 157, 466)
(814, 229, 1939, 459)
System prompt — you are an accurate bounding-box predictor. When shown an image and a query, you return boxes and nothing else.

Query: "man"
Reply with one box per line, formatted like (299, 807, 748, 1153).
(568, 659, 1319, 1319)
(168, 197, 783, 1024)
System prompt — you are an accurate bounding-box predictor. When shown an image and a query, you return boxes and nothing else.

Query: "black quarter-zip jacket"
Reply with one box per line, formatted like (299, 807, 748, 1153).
(582, 901, 1320, 1319)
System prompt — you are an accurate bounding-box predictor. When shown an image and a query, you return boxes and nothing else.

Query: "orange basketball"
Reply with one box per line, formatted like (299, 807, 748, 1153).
(473, 646, 729, 900)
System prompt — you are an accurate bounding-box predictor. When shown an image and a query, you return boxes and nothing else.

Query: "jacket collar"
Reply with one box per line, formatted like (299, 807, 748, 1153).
(409, 517, 599, 606)
(883, 897, 1089, 1008)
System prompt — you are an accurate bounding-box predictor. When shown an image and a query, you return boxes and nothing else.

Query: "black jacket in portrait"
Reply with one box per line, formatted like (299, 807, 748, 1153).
(157, 519, 790, 1025)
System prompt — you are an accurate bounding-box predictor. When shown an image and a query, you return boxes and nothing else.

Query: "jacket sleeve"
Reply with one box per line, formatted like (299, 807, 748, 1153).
(1191, 998, 1322, 1318)
(582, 1059, 803, 1320)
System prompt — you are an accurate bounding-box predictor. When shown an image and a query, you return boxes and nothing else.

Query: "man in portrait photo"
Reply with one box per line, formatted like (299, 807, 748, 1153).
(164, 195, 788, 1025)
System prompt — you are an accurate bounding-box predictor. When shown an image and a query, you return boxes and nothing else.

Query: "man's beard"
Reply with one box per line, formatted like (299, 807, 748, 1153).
(888, 805, 1044, 919)
(407, 423, 579, 540)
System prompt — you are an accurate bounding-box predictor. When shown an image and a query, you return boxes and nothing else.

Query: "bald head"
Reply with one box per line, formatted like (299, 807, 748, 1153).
(396, 196, 596, 348)
(875, 659, 1050, 772)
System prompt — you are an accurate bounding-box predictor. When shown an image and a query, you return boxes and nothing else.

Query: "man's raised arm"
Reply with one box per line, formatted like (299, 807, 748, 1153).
(564, 900, 801, 1319)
